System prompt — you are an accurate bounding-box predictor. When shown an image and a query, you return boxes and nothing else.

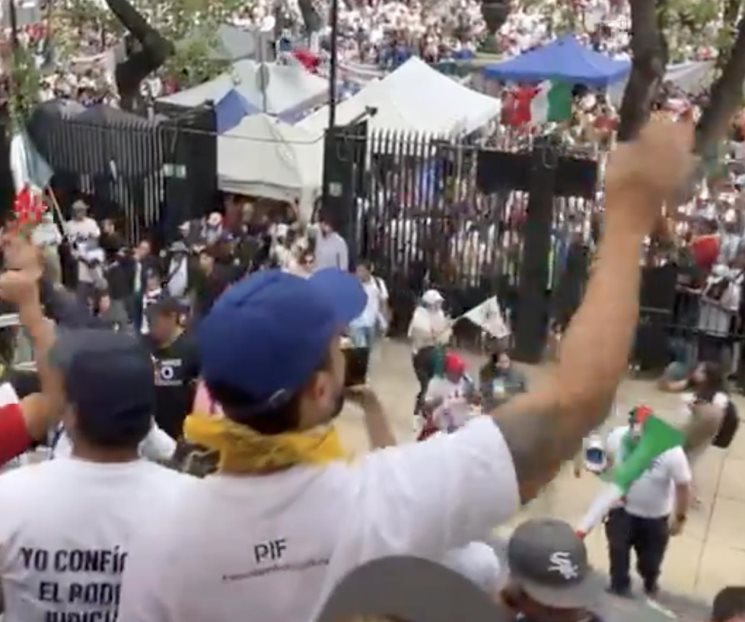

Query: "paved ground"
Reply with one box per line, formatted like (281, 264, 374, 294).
(334, 340, 743, 619)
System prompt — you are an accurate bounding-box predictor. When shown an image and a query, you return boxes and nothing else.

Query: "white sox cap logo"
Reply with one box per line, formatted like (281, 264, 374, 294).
(548, 551, 580, 580)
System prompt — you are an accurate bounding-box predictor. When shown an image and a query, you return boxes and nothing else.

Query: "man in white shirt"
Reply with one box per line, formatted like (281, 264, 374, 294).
(349, 260, 389, 349)
(604, 408, 692, 598)
(0, 329, 188, 622)
(117, 121, 694, 622)
(66, 201, 101, 303)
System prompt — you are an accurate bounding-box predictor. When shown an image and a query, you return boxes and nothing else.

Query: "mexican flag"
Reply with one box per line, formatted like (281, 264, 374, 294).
(575, 412, 683, 538)
(529, 80, 573, 125)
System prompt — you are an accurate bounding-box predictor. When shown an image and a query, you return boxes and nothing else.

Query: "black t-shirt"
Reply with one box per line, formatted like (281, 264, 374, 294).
(150, 332, 200, 440)
(193, 265, 234, 319)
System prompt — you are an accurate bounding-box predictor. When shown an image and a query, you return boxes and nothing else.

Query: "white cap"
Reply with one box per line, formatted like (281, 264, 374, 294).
(421, 289, 444, 305)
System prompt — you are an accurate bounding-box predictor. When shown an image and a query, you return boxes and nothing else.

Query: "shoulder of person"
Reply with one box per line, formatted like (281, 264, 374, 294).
(661, 444, 690, 470)
(713, 392, 730, 410)
(348, 415, 519, 547)
(0, 460, 49, 491)
(138, 461, 194, 489)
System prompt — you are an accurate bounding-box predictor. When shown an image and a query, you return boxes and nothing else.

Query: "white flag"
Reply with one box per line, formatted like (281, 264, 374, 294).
(460, 296, 510, 339)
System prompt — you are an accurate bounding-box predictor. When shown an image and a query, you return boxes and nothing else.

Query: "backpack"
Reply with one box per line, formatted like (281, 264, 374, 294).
(713, 401, 740, 449)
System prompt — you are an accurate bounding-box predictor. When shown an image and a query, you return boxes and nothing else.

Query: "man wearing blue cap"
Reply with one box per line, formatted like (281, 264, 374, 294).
(0, 322, 190, 621)
(119, 121, 695, 622)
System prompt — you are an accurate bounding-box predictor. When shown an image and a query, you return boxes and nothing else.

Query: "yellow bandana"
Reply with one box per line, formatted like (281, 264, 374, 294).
(183, 411, 346, 474)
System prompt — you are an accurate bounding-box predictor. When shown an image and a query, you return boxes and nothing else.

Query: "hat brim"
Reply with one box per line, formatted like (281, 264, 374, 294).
(309, 268, 367, 326)
(514, 570, 603, 610)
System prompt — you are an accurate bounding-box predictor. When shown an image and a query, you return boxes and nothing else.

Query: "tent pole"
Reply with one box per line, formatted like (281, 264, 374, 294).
(327, 0, 338, 130)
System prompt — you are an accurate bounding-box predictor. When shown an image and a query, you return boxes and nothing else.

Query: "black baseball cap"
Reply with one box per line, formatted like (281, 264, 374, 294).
(49, 329, 154, 434)
(508, 518, 602, 609)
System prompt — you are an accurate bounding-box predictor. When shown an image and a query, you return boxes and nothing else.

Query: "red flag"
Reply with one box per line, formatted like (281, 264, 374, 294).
(13, 185, 46, 227)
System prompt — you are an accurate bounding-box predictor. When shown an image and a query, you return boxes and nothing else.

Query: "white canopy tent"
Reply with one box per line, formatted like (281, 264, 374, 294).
(158, 59, 327, 118)
(218, 114, 324, 218)
(607, 60, 716, 106)
(300, 57, 501, 136)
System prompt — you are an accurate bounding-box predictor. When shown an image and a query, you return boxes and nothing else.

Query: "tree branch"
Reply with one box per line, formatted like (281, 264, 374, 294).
(695, 15, 745, 157)
(104, 0, 174, 112)
(617, 0, 668, 142)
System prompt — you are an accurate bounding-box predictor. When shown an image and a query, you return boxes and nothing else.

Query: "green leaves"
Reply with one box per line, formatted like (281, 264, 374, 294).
(8, 45, 41, 130)
(51, 0, 245, 90)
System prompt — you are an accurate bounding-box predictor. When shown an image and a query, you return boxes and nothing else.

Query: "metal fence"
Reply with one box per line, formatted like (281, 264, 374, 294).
(341, 129, 599, 336)
(26, 108, 165, 244)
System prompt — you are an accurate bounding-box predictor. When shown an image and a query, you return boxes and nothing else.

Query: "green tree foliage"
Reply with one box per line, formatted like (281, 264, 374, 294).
(130, 0, 246, 86)
(52, 0, 250, 88)
(8, 45, 42, 128)
(504, 0, 740, 62)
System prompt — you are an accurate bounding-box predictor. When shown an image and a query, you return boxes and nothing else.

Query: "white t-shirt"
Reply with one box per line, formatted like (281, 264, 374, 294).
(442, 542, 502, 593)
(51, 423, 177, 463)
(118, 416, 519, 622)
(351, 277, 389, 329)
(407, 307, 451, 353)
(66, 218, 101, 285)
(65, 217, 100, 244)
(606, 426, 692, 519)
(0, 458, 190, 622)
(424, 376, 475, 432)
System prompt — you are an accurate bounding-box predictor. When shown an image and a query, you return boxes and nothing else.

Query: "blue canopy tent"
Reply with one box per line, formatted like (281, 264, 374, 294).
(214, 89, 260, 133)
(483, 35, 630, 88)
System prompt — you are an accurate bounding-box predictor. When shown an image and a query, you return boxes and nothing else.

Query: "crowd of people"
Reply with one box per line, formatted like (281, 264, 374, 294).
(0, 119, 739, 622)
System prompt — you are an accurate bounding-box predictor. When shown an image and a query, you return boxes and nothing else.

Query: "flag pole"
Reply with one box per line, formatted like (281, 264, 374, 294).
(44, 186, 67, 237)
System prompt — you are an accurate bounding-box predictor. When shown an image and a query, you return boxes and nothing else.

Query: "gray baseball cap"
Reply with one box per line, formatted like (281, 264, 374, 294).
(508, 518, 602, 610)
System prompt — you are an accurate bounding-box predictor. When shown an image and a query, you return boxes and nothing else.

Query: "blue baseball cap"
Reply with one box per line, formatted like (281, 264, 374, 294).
(49, 329, 155, 430)
(198, 268, 366, 407)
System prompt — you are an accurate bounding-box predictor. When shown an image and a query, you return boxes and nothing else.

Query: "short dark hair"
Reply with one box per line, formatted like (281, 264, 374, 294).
(205, 352, 332, 436)
(200, 245, 220, 260)
(712, 587, 745, 622)
(73, 407, 151, 450)
(149, 297, 182, 319)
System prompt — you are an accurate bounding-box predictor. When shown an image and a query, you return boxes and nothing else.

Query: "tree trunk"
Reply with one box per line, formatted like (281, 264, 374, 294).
(617, 0, 668, 142)
(297, 0, 322, 33)
(481, 0, 511, 35)
(104, 0, 174, 113)
(725, 0, 742, 26)
(695, 16, 745, 157)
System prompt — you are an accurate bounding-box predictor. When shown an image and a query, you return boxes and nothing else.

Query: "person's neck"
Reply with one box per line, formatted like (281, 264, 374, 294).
(72, 446, 140, 463)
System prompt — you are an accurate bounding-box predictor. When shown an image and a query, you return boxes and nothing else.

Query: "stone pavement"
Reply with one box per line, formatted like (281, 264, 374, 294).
(334, 340, 744, 619)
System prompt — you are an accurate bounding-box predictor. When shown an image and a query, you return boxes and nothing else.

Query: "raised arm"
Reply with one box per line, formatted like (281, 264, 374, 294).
(492, 121, 695, 503)
(0, 236, 63, 444)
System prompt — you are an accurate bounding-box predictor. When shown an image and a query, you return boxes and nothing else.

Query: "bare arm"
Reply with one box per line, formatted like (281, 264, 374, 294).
(362, 398, 396, 449)
(346, 387, 396, 449)
(0, 239, 63, 441)
(683, 402, 723, 453)
(674, 483, 690, 519)
(491, 122, 694, 503)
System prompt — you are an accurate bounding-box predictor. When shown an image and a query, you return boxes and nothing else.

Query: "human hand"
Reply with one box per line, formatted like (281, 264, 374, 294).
(344, 385, 383, 412)
(668, 516, 685, 536)
(604, 120, 695, 238)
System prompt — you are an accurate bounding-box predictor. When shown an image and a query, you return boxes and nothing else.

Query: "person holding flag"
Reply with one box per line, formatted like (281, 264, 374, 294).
(586, 407, 691, 598)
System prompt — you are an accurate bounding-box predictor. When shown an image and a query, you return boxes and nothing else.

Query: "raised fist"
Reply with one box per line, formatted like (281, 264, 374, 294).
(604, 120, 695, 237)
